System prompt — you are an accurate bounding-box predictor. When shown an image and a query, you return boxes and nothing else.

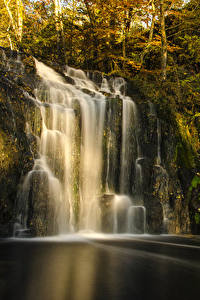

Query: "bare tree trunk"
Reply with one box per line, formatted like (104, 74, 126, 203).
(122, 35, 126, 59)
(3, 0, 24, 48)
(122, 27, 126, 70)
(83, 0, 98, 66)
(54, 0, 66, 62)
(122, 7, 133, 69)
(54, 0, 63, 31)
(7, 25, 13, 50)
(16, 0, 23, 42)
(160, 0, 167, 81)
(140, 0, 156, 66)
(3, 0, 16, 34)
(149, 0, 155, 43)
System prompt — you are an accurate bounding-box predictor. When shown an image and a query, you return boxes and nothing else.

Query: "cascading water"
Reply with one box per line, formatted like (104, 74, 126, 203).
(127, 206, 146, 234)
(18, 60, 146, 235)
(113, 195, 132, 233)
(120, 95, 137, 194)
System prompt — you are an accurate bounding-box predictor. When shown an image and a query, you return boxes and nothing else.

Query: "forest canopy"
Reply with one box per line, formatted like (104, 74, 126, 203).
(0, 0, 199, 77)
(0, 0, 200, 119)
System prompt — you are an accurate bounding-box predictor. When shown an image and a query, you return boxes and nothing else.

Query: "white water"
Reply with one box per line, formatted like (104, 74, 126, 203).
(120, 96, 137, 194)
(112, 196, 146, 234)
(113, 195, 132, 233)
(19, 61, 146, 235)
(127, 206, 146, 234)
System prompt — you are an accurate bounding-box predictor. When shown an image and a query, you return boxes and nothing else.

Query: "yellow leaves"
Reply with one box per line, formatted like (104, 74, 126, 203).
(167, 44, 182, 53)
(167, 10, 182, 17)
(110, 54, 141, 71)
(126, 59, 141, 70)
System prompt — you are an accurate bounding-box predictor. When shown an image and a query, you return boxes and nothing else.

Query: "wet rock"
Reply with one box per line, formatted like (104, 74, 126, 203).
(63, 75, 75, 85)
(88, 71, 103, 87)
(0, 48, 197, 236)
(128, 206, 146, 234)
(99, 193, 115, 233)
(81, 88, 96, 97)
(15, 228, 34, 238)
(0, 48, 40, 237)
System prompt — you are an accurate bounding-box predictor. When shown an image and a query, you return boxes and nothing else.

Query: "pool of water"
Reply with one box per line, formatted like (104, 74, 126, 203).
(0, 235, 200, 300)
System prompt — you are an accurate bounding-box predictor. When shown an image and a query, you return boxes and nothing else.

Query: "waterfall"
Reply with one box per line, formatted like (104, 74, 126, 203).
(120, 97, 136, 194)
(18, 60, 146, 235)
(113, 195, 132, 233)
(127, 206, 146, 234)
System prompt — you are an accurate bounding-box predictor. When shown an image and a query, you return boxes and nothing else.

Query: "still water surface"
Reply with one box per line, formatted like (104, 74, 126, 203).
(0, 235, 200, 300)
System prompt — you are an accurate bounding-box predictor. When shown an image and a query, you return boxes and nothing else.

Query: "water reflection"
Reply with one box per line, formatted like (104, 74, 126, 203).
(1, 237, 200, 300)
(24, 244, 97, 300)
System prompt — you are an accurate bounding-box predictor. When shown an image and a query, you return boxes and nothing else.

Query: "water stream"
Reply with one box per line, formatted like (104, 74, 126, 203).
(18, 60, 146, 235)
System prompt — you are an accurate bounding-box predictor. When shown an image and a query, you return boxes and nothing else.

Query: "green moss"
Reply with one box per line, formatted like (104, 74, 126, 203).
(189, 175, 200, 191)
(174, 141, 195, 169)
(172, 112, 199, 169)
(194, 213, 200, 225)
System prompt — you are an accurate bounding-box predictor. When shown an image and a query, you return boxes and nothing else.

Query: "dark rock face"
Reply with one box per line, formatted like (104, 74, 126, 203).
(127, 82, 192, 234)
(99, 193, 115, 233)
(0, 48, 39, 237)
(102, 96, 123, 194)
(0, 48, 197, 236)
(25, 172, 58, 236)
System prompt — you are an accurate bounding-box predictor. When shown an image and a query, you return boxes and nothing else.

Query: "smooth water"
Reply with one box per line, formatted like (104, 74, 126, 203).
(18, 60, 146, 235)
(1, 236, 200, 300)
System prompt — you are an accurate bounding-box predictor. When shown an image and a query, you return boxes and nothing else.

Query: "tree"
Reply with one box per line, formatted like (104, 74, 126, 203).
(160, 0, 167, 81)
(17, 0, 24, 43)
(54, 0, 66, 61)
(140, 0, 156, 66)
(3, 0, 24, 49)
(0, 0, 196, 80)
